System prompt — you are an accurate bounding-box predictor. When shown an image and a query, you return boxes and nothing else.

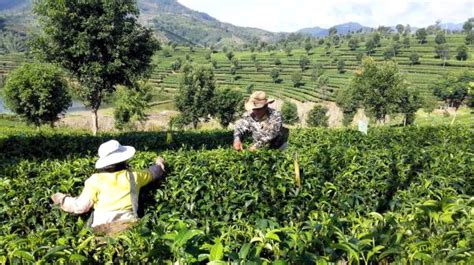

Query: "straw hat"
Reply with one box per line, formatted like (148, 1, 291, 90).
(248, 91, 274, 109)
(95, 140, 136, 169)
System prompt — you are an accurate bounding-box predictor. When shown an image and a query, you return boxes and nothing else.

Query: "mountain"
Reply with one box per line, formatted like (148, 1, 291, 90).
(137, 0, 279, 46)
(0, 0, 280, 47)
(440, 22, 463, 32)
(0, 0, 29, 11)
(298, 22, 372, 37)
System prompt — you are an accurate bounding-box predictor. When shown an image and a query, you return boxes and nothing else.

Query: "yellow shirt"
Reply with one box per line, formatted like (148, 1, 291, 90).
(81, 169, 153, 212)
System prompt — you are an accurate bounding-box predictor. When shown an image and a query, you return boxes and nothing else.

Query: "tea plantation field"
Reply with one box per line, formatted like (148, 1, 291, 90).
(0, 33, 473, 106)
(0, 126, 472, 264)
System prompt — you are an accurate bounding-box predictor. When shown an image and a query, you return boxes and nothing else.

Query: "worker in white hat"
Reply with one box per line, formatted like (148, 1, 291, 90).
(51, 140, 165, 235)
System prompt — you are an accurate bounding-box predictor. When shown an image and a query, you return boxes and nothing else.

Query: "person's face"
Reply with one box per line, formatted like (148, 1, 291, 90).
(252, 106, 267, 119)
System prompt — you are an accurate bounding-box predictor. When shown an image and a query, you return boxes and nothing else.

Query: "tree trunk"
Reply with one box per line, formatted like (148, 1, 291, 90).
(450, 110, 457, 125)
(92, 109, 99, 135)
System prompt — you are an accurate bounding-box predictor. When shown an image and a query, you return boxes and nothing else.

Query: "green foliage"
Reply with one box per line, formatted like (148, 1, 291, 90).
(175, 64, 216, 128)
(348, 37, 359, 50)
(416, 28, 428, 44)
(281, 101, 299, 125)
(397, 87, 423, 125)
(170, 58, 182, 71)
(455, 45, 469, 61)
(434, 44, 450, 62)
(350, 58, 412, 123)
(306, 105, 328, 127)
(291, 72, 302, 87)
(466, 32, 474, 45)
(3, 63, 71, 127)
(337, 59, 345, 73)
(336, 86, 359, 126)
(433, 71, 473, 110)
(409, 52, 421, 65)
(0, 30, 28, 54)
(421, 93, 439, 114)
(113, 83, 153, 131)
(0, 126, 472, 263)
(434, 32, 446, 45)
(270, 68, 280, 83)
(33, 0, 159, 134)
(212, 87, 244, 128)
(298, 55, 310, 71)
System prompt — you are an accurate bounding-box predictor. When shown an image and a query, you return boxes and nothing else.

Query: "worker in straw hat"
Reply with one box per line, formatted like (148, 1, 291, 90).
(233, 91, 289, 151)
(51, 140, 165, 235)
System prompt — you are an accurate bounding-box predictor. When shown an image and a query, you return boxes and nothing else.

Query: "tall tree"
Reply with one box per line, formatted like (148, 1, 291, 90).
(33, 0, 159, 135)
(212, 87, 244, 128)
(281, 101, 299, 125)
(415, 28, 428, 44)
(3, 63, 71, 128)
(433, 71, 473, 110)
(350, 58, 409, 123)
(175, 65, 216, 128)
(396, 24, 404, 34)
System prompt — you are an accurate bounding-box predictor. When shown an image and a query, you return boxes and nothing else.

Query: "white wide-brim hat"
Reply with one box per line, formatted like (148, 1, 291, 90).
(95, 139, 136, 169)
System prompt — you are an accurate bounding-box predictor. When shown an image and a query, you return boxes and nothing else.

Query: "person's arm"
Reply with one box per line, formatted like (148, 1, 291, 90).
(253, 111, 283, 148)
(233, 118, 251, 150)
(51, 177, 97, 214)
(148, 157, 165, 182)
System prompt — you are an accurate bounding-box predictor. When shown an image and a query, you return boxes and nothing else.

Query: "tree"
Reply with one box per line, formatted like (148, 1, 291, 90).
(175, 65, 216, 128)
(396, 24, 404, 34)
(337, 59, 345, 73)
(434, 32, 446, 45)
(463, 18, 473, 32)
(274, 58, 282, 66)
(113, 82, 152, 131)
(402, 36, 410, 48)
(33, 0, 159, 135)
(281, 101, 299, 125)
(366, 39, 376, 55)
(311, 63, 325, 81)
(3, 63, 71, 128)
(306, 105, 328, 127)
(409, 52, 421, 65)
(304, 42, 312, 54)
(328, 27, 337, 36)
(212, 87, 244, 128)
(434, 44, 450, 66)
(421, 93, 439, 115)
(291, 72, 303, 87)
(415, 28, 428, 44)
(335, 86, 360, 126)
(225, 51, 234, 61)
(270, 68, 280, 83)
(171, 58, 182, 71)
(456, 45, 469, 61)
(350, 58, 408, 123)
(348, 37, 359, 50)
(433, 71, 473, 110)
(285, 46, 292, 56)
(250, 53, 257, 62)
(397, 87, 422, 125)
(372, 32, 381, 47)
(465, 32, 474, 45)
(299, 55, 310, 71)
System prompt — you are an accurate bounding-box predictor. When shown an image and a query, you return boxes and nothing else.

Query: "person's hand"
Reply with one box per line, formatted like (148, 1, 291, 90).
(248, 145, 257, 152)
(51, 193, 67, 205)
(233, 139, 243, 151)
(156, 156, 165, 172)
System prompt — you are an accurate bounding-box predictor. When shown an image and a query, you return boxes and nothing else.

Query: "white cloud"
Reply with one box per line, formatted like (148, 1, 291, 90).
(177, 0, 473, 31)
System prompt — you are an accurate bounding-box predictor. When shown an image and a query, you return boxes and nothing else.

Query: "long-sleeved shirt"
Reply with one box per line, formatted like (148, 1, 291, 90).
(233, 108, 288, 149)
(58, 164, 164, 227)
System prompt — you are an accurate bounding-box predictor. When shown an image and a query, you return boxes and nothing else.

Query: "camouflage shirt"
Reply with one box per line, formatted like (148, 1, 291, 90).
(233, 108, 288, 149)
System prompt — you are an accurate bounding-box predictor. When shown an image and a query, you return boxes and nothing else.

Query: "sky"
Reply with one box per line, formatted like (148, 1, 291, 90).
(177, 0, 473, 32)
